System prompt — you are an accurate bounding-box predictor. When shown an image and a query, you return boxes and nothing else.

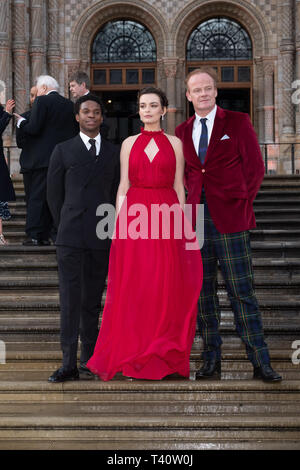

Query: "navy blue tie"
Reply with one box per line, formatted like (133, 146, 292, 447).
(198, 118, 208, 164)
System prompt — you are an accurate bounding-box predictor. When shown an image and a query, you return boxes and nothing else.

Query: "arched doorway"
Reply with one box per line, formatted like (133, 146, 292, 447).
(186, 17, 253, 118)
(90, 19, 157, 143)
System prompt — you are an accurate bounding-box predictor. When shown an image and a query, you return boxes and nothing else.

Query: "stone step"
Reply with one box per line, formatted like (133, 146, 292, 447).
(0, 412, 299, 451)
(250, 229, 300, 241)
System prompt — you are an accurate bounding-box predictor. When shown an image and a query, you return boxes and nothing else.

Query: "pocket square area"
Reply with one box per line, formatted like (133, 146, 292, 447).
(221, 134, 230, 140)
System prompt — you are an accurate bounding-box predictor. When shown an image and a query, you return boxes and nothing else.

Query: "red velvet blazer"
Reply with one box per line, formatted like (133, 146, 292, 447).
(175, 106, 265, 234)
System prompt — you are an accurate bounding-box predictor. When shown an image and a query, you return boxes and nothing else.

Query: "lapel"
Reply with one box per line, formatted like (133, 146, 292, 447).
(78, 137, 112, 187)
(184, 115, 201, 166)
(205, 106, 226, 164)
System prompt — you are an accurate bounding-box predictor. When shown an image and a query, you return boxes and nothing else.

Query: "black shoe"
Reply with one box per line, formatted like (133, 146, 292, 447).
(38, 239, 51, 246)
(48, 367, 79, 383)
(253, 364, 282, 382)
(79, 362, 96, 379)
(23, 238, 39, 246)
(195, 359, 221, 379)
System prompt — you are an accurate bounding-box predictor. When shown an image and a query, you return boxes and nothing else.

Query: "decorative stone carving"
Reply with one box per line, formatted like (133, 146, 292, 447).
(47, 0, 61, 80)
(12, 0, 27, 112)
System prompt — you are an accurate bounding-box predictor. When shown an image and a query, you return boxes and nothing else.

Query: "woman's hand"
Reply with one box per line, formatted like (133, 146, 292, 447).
(5, 99, 15, 115)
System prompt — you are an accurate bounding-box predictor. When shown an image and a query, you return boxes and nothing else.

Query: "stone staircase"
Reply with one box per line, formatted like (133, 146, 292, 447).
(0, 175, 299, 450)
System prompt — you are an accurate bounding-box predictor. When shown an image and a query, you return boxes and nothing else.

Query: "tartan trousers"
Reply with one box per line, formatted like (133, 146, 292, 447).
(198, 194, 270, 367)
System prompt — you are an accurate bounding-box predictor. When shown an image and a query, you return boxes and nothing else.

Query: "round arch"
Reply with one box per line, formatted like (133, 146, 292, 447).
(70, 0, 169, 63)
(172, 0, 272, 58)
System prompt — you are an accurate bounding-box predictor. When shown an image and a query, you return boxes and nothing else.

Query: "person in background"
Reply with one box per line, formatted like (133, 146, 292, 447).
(14, 75, 78, 246)
(69, 71, 109, 139)
(15, 86, 38, 236)
(0, 98, 16, 245)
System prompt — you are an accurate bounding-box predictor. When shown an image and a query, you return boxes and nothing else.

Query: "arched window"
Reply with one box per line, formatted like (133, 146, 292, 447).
(92, 20, 156, 63)
(91, 20, 157, 88)
(187, 17, 252, 61)
(186, 17, 253, 116)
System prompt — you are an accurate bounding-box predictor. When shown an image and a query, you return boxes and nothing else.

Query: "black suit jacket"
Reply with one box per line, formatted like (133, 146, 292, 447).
(18, 91, 78, 169)
(47, 134, 120, 250)
(0, 106, 15, 201)
(15, 109, 37, 172)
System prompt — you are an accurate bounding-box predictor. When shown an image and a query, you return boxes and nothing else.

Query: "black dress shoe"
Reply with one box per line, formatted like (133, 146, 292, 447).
(79, 363, 96, 379)
(48, 367, 79, 383)
(195, 359, 221, 379)
(23, 238, 39, 246)
(253, 364, 282, 382)
(38, 239, 51, 246)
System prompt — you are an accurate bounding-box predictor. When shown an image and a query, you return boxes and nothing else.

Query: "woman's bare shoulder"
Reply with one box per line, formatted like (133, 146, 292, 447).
(164, 133, 183, 150)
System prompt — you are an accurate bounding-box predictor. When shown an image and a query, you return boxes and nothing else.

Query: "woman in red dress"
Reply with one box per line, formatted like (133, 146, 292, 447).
(87, 87, 203, 381)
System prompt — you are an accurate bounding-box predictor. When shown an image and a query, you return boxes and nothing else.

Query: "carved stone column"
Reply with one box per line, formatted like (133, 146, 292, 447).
(0, 0, 10, 102)
(47, 0, 61, 80)
(280, 0, 295, 135)
(295, 0, 300, 136)
(162, 58, 178, 134)
(29, 0, 44, 84)
(175, 58, 186, 127)
(12, 0, 27, 113)
(263, 60, 275, 143)
(254, 58, 265, 142)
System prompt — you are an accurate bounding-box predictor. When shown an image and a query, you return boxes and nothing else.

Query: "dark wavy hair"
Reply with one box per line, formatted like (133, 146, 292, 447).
(137, 87, 168, 108)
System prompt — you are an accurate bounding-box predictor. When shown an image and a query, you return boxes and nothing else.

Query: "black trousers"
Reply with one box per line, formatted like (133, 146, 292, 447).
(23, 168, 53, 240)
(56, 245, 110, 369)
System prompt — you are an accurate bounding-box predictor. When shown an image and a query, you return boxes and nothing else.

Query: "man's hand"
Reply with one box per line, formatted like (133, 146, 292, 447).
(13, 112, 22, 121)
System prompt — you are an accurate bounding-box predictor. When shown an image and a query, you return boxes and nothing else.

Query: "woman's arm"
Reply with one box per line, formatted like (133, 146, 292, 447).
(115, 135, 138, 217)
(168, 135, 186, 209)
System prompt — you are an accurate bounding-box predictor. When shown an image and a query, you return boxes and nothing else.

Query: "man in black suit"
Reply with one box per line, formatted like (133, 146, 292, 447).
(14, 75, 78, 245)
(47, 94, 120, 383)
(16, 86, 37, 231)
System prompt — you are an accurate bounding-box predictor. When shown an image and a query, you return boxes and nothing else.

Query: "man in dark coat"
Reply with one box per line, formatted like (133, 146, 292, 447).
(14, 75, 78, 245)
(47, 94, 120, 383)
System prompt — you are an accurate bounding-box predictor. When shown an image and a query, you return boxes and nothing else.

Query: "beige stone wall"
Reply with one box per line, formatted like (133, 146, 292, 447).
(1, 0, 299, 174)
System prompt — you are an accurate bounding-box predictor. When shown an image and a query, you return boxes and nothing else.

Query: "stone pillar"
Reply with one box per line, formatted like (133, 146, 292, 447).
(47, 0, 61, 80)
(162, 58, 178, 134)
(280, 0, 295, 135)
(176, 58, 186, 127)
(12, 0, 27, 113)
(0, 0, 10, 102)
(254, 58, 265, 143)
(263, 60, 275, 143)
(295, 0, 300, 136)
(29, 0, 44, 85)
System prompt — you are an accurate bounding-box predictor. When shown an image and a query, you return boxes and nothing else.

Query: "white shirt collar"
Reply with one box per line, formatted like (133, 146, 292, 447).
(80, 131, 101, 154)
(195, 105, 217, 125)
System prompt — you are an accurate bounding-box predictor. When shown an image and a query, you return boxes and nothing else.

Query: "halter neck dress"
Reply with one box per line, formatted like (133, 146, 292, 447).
(87, 128, 203, 380)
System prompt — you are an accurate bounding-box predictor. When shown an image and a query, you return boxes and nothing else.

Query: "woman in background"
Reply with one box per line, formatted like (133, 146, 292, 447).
(0, 98, 16, 244)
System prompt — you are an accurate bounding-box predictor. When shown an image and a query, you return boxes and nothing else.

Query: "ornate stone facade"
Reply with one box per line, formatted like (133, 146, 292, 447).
(1, 0, 299, 173)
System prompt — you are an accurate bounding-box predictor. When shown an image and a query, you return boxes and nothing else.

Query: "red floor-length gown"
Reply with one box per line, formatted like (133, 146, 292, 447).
(87, 128, 203, 380)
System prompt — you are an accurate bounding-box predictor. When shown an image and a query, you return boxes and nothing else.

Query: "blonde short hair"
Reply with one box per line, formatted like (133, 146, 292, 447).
(185, 67, 218, 90)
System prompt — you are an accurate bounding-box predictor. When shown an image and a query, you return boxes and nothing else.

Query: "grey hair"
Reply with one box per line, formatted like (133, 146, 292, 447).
(36, 75, 59, 90)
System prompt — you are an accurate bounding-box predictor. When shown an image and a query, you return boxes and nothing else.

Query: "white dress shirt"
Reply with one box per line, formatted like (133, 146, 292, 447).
(79, 131, 101, 156)
(192, 105, 217, 155)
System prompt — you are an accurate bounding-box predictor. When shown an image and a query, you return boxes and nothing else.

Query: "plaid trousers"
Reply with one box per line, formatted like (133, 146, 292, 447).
(198, 194, 270, 367)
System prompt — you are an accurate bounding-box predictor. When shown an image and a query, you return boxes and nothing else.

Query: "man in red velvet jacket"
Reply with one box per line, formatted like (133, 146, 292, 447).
(176, 67, 281, 382)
